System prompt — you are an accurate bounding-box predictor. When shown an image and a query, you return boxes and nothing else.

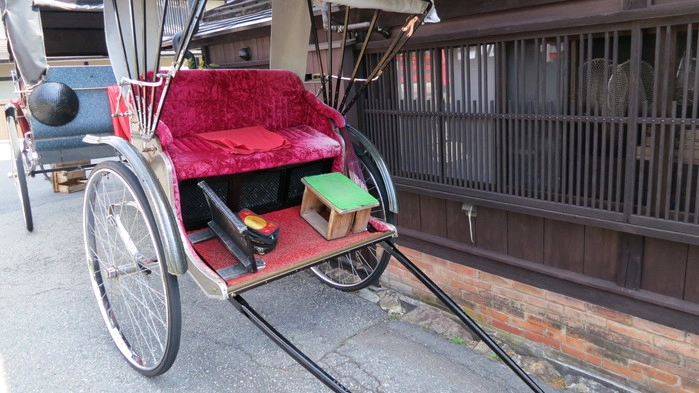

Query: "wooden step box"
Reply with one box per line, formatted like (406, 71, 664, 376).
(300, 172, 380, 240)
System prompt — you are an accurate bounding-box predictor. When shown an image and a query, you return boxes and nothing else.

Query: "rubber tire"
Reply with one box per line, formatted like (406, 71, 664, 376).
(83, 161, 181, 376)
(7, 112, 33, 232)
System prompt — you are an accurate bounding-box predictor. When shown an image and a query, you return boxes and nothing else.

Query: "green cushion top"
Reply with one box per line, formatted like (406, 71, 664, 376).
(303, 172, 379, 211)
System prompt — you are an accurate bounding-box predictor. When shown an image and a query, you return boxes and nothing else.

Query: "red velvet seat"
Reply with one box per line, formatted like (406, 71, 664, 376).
(161, 124, 342, 180)
(156, 69, 345, 180)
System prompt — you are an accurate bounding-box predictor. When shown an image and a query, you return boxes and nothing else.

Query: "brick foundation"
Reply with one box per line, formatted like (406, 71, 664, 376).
(382, 247, 699, 393)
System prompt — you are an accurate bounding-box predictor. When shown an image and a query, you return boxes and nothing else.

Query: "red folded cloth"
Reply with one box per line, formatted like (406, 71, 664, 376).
(198, 126, 290, 154)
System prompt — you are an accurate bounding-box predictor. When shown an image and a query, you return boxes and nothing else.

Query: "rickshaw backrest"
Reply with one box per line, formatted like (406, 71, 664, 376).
(154, 68, 347, 186)
(29, 65, 116, 163)
(158, 69, 344, 140)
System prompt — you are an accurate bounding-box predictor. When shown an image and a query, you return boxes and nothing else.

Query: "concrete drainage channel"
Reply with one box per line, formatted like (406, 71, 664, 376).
(356, 286, 635, 393)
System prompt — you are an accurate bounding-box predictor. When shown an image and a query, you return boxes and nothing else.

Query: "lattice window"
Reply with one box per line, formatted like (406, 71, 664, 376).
(359, 20, 699, 240)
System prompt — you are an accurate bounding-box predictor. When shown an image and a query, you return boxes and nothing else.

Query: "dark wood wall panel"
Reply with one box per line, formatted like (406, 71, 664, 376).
(641, 238, 688, 299)
(476, 206, 508, 254)
(396, 190, 421, 230)
(237, 38, 264, 60)
(544, 219, 584, 273)
(584, 227, 620, 281)
(685, 246, 699, 302)
(208, 44, 227, 64)
(224, 42, 240, 64)
(206, 37, 270, 67)
(445, 200, 471, 244)
(419, 195, 447, 237)
(40, 11, 107, 56)
(254, 37, 270, 61)
(213, 43, 239, 65)
(395, 190, 698, 303)
(507, 212, 544, 263)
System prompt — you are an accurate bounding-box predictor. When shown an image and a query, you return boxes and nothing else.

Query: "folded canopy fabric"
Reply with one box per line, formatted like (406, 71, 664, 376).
(270, 0, 437, 79)
(314, 0, 429, 14)
(0, 0, 103, 86)
(0, 0, 47, 86)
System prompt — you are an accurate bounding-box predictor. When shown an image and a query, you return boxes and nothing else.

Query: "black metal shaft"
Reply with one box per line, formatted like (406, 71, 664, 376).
(307, 0, 328, 104)
(382, 242, 545, 393)
(228, 295, 351, 393)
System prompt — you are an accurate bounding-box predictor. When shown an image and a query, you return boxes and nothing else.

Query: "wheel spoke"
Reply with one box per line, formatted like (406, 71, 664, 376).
(311, 144, 394, 291)
(83, 161, 180, 376)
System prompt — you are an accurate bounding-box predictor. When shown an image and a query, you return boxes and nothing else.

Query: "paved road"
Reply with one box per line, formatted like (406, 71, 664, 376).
(0, 150, 560, 393)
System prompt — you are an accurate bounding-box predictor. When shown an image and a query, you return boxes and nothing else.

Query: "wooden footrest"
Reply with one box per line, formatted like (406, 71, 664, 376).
(300, 172, 379, 240)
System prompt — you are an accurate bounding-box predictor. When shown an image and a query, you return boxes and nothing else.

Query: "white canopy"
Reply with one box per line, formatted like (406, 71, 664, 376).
(318, 0, 429, 14)
(33, 0, 102, 11)
(1, 0, 46, 86)
(270, 0, 437, 79)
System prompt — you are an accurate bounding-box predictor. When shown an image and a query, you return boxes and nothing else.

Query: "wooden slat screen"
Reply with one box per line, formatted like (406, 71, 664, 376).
(359, 21, 699, 240)
(161, 0, 191, 38)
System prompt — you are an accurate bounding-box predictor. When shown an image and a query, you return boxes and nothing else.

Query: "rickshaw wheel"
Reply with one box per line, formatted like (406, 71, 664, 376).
(6, 111, 33, 232)
(83, 161, 181, 376)
(311, 144, 395, 291)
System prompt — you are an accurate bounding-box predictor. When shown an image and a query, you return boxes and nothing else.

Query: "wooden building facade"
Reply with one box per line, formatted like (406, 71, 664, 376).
(193, 1, 699, 391)
(360, 0, 699, 328)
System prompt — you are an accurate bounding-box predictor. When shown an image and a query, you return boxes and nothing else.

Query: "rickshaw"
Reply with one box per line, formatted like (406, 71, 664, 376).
(4, 1, 544, 392)
(2, 0, 118, 232)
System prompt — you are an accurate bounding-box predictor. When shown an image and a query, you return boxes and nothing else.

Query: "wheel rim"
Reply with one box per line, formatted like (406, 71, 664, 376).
(311, 150, 393, 291)
(313, 246, 387, 288)
(84, 162, 179, 375)
(7, 114, 33, 231)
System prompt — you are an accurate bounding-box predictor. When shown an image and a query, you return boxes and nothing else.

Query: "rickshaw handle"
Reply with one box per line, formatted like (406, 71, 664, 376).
(382, 242, 545, 393)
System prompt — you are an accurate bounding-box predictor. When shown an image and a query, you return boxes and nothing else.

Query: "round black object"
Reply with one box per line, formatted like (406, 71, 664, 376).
(248, 229, 278, 255)
(28, 81, 79, 126)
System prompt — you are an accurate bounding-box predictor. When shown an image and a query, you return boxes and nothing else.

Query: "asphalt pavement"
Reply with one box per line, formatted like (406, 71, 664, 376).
(0, 144, 563, 393)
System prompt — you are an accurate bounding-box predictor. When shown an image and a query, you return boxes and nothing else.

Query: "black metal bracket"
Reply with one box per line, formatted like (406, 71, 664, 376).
(32, 162, 98, 176)
(197, 181, 265, 279)
(380, 241, 544, 393)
